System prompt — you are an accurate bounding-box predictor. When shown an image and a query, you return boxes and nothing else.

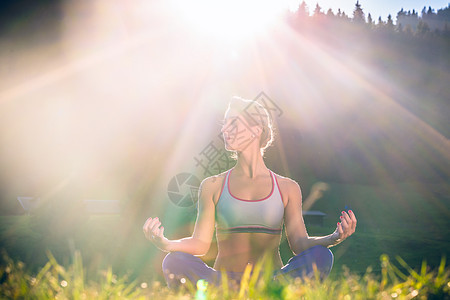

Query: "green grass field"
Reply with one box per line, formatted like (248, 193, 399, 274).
(1, 249, 448, 299)
(0, 181, 449, 297)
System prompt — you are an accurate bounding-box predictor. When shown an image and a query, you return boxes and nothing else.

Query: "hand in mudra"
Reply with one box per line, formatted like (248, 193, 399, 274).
(143, 217, 170, 251)
(331, 210, 357, 245)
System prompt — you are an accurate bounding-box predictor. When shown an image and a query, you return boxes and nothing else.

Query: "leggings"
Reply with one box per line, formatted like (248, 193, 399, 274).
(162, 245, 333, 289)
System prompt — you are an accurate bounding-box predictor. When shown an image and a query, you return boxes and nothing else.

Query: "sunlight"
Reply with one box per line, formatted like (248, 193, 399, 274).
(244, 20, 450, 186)
(169, 0, 295, 42)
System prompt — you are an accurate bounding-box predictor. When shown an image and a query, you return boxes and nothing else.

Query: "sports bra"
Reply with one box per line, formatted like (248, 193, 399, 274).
(215, 169, 285, 234)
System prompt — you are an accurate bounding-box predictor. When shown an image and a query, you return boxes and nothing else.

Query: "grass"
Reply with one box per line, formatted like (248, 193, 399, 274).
(302, 181, 450, 275)
(0, 180, 448, 294)
(0, 250, 448, 299)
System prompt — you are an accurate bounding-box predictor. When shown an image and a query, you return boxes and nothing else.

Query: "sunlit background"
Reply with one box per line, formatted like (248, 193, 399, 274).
(0, 0, 449, 282)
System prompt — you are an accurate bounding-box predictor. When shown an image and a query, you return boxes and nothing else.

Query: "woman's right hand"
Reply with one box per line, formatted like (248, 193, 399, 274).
(143, 217, 170, 251)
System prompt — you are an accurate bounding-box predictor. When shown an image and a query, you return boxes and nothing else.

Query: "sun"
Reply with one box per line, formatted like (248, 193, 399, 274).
(169, 0, 296, 42)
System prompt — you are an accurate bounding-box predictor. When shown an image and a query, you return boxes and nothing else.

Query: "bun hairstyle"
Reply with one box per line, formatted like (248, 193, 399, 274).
(227, 96, 274, 158)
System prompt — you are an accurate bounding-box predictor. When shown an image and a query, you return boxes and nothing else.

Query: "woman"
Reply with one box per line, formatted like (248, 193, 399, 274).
(143, 97, 357, 289)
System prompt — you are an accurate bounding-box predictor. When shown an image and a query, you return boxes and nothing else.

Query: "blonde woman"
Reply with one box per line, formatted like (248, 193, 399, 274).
(143, 97, 357, 288)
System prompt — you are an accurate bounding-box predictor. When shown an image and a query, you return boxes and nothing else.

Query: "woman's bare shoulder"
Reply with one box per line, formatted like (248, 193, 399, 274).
(271, 172, 302, 208)
(200, 170, 228, 195)
(202, 170, 227, 185)
(271, 172, 302, 207)
(271, 172, 301, 191)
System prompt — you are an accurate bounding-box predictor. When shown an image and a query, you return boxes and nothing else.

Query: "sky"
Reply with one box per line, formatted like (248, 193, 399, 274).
(298, 0, 449, 20)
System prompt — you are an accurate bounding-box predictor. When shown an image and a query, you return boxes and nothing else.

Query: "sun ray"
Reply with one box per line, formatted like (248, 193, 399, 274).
(0, 30, 170, 103)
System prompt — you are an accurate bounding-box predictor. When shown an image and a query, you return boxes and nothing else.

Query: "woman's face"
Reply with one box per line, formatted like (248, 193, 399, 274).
(221, 108, 259, 152)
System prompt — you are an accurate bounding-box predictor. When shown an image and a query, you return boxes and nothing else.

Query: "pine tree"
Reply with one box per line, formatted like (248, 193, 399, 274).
(387, 14, 394, 30)
(326, 8, 334, 18)
(397, 8, 406, 21)
(377, 16, 385, 29)
(314, 3, 323, 17)
(367, 13, 373, 26)
(297, 1, 309, 20)
(421, 6, 427, 18)
(341, 11, 349, 20)
(437, 5, 450, 20)
(417, 20, 430, 35)
(353, 0, 365, 23)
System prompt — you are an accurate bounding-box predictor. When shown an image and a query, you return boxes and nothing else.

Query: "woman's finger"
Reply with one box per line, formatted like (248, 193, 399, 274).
(150, 221, 162, 233)
(144, 218, 161, 239)
(342, 211, 351, 224)
(337, 222, 343, 236)
(148, 218, 159, 230)
(143, 217, 153, 232)
(349, 210, 357, 230)
(153, 227, 160, 237)
(344, 211, 356, 233)
(340, 215, 349, 230)
(145, 218, 156, 230)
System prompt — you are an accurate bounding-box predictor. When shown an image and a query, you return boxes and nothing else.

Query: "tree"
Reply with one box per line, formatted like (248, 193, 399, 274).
(387, 14, 394, 30)
(367, 13, 373, 26)
(421, 6, 427, 18)
(353, 0, 365, 23)
(341, 11, 350, 20)
(396, 8, 406, 22)
(297, 1, 309, 20)
(404, 24, 413, 35)
(417, 20, 430, 35)
(326, 8, 334, 18)
(313, 3, 323, 17)
(378, 16, 384, 25)
(437, 5, 450, 20)
(377, 16, 385, 29)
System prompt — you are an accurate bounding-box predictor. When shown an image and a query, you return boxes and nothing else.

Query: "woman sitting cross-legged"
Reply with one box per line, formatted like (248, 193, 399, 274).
(143, 96, 357, 289)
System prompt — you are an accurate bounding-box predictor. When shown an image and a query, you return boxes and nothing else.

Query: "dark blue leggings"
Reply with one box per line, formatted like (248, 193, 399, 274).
(162, 245, 333, 289)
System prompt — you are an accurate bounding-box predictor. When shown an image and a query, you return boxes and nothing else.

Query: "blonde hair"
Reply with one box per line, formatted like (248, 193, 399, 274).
(226, 96, 274, 159)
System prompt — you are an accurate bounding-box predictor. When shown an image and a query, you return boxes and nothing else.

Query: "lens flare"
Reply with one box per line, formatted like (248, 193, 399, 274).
(168, 0, 293, 42)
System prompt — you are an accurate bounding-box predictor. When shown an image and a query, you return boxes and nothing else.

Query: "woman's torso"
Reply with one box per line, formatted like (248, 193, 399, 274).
(212, 169, 287, 272)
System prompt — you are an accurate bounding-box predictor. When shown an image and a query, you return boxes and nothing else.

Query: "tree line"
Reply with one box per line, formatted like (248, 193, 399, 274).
(284, 1, 450, 37)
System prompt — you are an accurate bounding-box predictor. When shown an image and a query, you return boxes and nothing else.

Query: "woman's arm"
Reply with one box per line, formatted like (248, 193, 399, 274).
(283, 178, 357, 255)
(143, 176, 217, 256)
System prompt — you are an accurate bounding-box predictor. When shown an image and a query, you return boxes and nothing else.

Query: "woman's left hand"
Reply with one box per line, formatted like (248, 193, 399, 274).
(332, 210, 357, 244)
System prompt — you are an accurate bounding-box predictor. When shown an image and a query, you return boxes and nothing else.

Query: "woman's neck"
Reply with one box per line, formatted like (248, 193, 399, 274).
(234, 149, 267, 179)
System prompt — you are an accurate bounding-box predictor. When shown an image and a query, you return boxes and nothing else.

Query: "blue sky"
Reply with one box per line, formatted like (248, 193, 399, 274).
(300, 0, 449, 20)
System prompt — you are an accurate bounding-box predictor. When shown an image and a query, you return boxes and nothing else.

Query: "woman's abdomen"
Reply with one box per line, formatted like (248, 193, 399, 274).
(214, 232, 283, 272)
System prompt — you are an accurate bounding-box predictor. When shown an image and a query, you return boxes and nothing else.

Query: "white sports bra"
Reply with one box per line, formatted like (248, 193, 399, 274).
(215, 169, 284, 234)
